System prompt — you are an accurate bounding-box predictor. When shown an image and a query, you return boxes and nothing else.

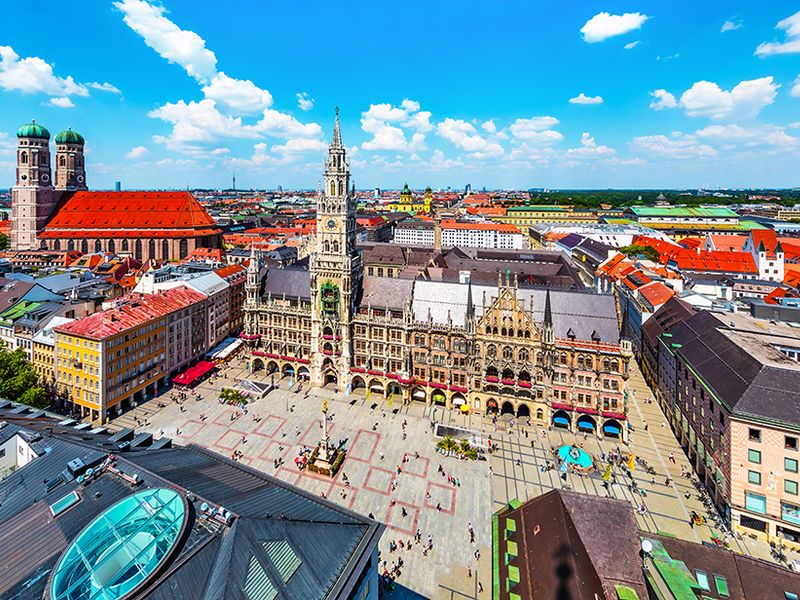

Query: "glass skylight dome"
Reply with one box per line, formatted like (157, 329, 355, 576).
(50, 488, 187, 600)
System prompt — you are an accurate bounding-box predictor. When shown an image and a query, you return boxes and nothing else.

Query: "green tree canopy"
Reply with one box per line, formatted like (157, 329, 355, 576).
(619, 244, 661, 263)
(0, 348, 49, 409)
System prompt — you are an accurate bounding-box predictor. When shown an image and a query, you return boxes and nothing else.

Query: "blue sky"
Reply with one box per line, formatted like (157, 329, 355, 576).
(1, 1, 799, 190)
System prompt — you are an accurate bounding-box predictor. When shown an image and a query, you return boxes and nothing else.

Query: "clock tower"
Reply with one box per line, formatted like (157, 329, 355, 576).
(309, 109, 362, 388)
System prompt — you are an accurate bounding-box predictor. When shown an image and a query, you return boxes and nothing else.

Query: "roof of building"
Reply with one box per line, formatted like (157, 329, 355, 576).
(412, 280, 620, 341)
(55, 286, 207, 340)
(259, 267, 312, 301)
(642, 296, 694, 350)
(17, 120, 50, 139)
(666, 310, 800, 426)
(637, 281, 676, 310)
(54, 128, 85, 145)
(0, 411, 382, 600)
(494, 490, 647, 600)
(627, 206, 739, 218)
(40, 191, 222, 239)
(31, 315, 75, 347)
(359, 276, 414, 311)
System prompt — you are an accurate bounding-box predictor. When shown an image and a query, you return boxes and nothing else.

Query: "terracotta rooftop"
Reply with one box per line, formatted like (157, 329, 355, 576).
(40, 191, 221, 239)
(55, 286, 207, 340)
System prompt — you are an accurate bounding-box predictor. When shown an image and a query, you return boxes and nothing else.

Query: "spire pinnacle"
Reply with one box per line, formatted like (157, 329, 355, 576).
(544, 289, 553, 328)
(331, 107, 342, 148)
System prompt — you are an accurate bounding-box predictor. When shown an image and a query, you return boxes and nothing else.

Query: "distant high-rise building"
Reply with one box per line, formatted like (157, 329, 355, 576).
(277, 185, 283, 193)
(115, 181, 121, 192)
(373, 187, 381, 198)
(232, 172, 236, 191)
(465, 183, 472, 194)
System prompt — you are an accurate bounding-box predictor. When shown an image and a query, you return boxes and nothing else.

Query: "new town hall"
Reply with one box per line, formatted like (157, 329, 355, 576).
(242, 112, 633, 438)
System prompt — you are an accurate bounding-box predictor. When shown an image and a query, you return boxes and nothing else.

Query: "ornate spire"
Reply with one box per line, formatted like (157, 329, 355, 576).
(331, 106, 343, 148)
(543, 288, 553, 328)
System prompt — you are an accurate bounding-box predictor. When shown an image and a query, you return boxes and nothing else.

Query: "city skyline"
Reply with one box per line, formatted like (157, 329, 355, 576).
(1, 1, 799, 190)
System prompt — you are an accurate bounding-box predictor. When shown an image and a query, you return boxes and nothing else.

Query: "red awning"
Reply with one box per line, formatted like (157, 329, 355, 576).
(173, 360, 216, 386)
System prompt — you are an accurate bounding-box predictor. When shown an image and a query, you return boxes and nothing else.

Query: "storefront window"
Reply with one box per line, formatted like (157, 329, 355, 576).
(782, 502, 800, 526)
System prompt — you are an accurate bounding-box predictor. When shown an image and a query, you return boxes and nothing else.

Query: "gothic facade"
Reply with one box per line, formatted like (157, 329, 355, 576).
(243, 112, 633, 438)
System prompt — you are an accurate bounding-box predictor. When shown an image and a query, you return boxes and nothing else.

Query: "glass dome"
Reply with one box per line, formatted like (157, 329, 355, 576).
(50, 487, 186, 600)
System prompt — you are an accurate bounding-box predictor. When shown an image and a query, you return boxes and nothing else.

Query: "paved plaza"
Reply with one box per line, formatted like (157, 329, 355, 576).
(109, 357, 798, 599)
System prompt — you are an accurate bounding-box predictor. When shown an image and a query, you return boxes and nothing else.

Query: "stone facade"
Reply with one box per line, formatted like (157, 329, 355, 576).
(242, 112, 632, 438)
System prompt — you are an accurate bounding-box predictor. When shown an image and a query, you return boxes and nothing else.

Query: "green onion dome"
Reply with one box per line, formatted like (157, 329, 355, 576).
(55, 128, 85, 145)
(16, 120, 50, 140)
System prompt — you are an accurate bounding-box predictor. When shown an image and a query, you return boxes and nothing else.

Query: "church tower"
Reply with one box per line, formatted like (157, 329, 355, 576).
(309, 109, 363, 388)
(11, 121, 56, 250)
(54, 128, 87, 191)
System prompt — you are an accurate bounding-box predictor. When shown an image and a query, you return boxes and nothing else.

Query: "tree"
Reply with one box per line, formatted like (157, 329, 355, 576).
(0, 348, 49, 409)
(619, 244, 660, 263)
(0, 233, 8, 250)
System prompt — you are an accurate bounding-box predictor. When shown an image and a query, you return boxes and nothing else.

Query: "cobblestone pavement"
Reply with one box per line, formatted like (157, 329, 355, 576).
(111, 359, 494, 599)
(109, 358, 798, 598)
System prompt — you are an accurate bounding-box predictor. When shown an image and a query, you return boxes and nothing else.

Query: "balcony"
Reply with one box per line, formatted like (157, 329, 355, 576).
(485, 376, 499, 383)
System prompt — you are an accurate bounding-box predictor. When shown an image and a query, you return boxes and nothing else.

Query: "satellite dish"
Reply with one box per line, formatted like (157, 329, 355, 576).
(641, 539, 653, 554)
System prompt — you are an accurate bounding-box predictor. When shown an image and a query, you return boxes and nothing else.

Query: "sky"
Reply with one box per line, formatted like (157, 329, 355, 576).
(1, 1, 799, 191)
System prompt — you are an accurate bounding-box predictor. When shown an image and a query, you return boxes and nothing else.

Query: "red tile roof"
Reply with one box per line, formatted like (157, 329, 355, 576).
(55, 286, 207, 340)
(633, 235, 757, 274)
(638, 281, 675, 308)
(40, 191, 222, 239)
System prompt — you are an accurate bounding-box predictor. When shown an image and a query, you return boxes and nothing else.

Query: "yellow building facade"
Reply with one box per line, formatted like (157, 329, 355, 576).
(386, 184, 432, 214)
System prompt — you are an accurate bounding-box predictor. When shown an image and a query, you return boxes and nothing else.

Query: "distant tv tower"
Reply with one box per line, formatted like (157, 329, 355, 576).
(232, 171, 236, 191)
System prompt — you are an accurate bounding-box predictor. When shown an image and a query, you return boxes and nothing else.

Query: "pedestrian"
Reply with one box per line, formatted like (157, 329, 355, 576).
(468, 567, 472, 578)
(669, 452, 676, 464)
(401, 507, 407, 517)
(478, 582, 484, 593)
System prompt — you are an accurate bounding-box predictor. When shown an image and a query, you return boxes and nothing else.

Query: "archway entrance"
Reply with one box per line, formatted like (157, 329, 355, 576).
(266, 361, 279, 374)
(517, 403, 530, 418)
(351, 376, 366, 393)
(577, 415, 597, 433)
(297, 366, 310, 380)
(432, 390, 447, 406)
(411, 388, 426, 403)
(552, 410, 570, 429)
(603, 419, 622, 439)
(252, 358, 264, 372)
(500, 401, 515, 415)
(324, 371, 338, 386)
(281, 364, 295, 378)
(486, 399, 498, 415)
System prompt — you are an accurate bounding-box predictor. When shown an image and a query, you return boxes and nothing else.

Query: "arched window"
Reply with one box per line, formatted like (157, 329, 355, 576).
(67, 240, 75, 251)
(80, 239, 88, 254)
(121, 239, 129, 253)
(603, 358, 611, 371)
(20, 152, 28, 164)
(577, 356, 584, 369)
(108, 239, 115, 254)
(53, 239, 61, 250)
(330, 181, 335, 196)
(610, 360, 619, 372)
(179, 239, 188, 259)
(332, 240, 339, 253)
(148, 239, 156, 260)
(518, 349, 529, 363)
(59, 155, 66, 167)
(135, 239, 143, 261)
(502, 346, 513, 361)
(94, 240, 102, 253)
(501, 327, 507, 337)
(323, 240, 330, 253)
(536, 408, 543, 420)
(559, 352, 568, 365)
(162, 239, 169, 260)
(486, 345, 496, 358)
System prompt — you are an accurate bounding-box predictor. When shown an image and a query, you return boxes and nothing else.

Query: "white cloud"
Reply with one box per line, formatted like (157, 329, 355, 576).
(114, 0, 217, 82)
(650, 78, 779, 119)
(48, 97, 75, 108)
(569, 93, 604, 105)
(88, 81, 122, 93)
(649, 89, 678, 110)
(0, 132, 14, 155)
(253, 109, 323, 139)
(631, 133, 717, 159)
(792, 75, 800, 98)
(0, 45, 90, 100)
(360, 100, 431, 151)
(790, 122, 800, 129)
(296, 92, 314, 111)
(695, 123, 798, 148)
(125, 145, 150, 159)
(201, 72, 272, 114)
(581, 12, 649, 43)
(271, 138, 328, 154)
(721, 19, 743, 33)
(149, 98, 260, 151)
(481, 120, 497, 134)
(437, 118, 505, 158)
(755, 11, 800, 56)
(564, 132, 616, 158)
(509, 117, 563, 144)
(679, 77, 778, 119)
(624, 41, 640, 50)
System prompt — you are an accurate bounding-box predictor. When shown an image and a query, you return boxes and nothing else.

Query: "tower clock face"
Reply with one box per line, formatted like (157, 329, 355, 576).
(326, 219, 336, 230)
